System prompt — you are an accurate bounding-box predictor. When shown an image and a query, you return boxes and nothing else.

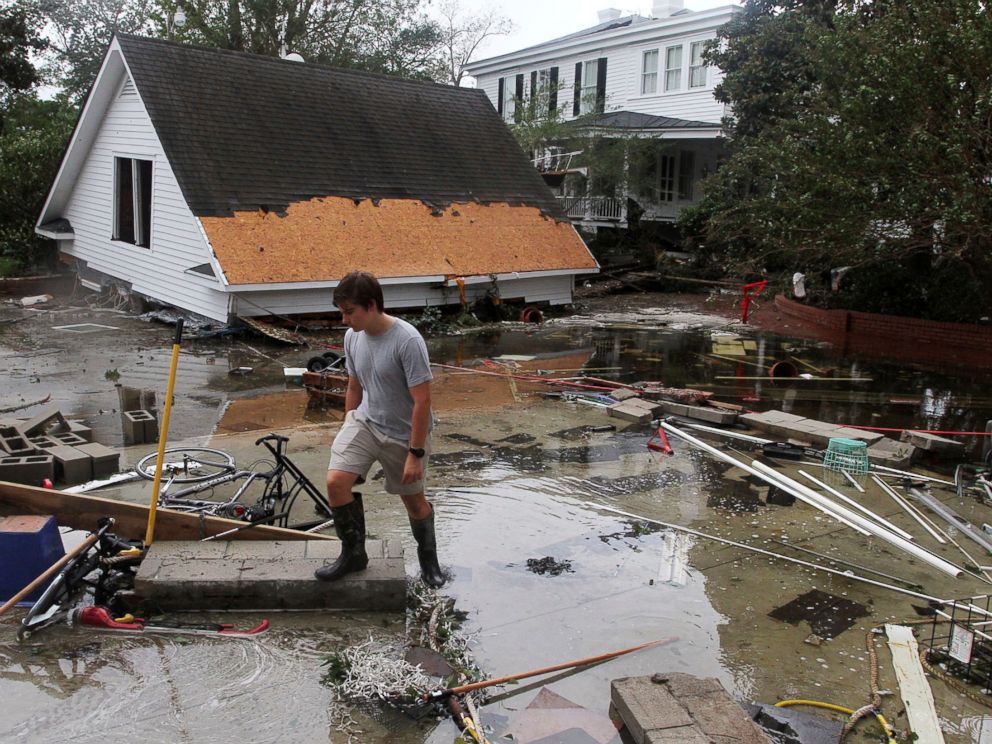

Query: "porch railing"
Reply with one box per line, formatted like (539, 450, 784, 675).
(532, 150, 583, 173)
(558, 195, 625, 222)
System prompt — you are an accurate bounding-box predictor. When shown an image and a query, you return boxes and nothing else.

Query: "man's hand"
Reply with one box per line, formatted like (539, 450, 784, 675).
(402, 452, 424, 484)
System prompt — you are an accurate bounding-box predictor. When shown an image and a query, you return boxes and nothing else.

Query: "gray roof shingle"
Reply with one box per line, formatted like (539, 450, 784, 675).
(116, 34, 564, 218)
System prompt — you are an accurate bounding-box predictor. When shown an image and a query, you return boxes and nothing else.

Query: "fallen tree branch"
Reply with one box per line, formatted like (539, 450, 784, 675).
(0, 394, 52, 415)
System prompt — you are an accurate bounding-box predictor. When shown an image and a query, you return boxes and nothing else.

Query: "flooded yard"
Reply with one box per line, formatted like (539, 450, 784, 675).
(3, 293, 992, 742)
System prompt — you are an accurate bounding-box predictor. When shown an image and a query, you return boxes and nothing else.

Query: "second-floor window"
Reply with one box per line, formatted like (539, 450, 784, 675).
(689, 41, 707, 88)
(665, 45, 682, 92)
(641, 50, 658, 95)
(113, 156, 152, 247)
(573, 58, 607, 116)
(580, 59, 599, 114)
(498, 74, 524, 122)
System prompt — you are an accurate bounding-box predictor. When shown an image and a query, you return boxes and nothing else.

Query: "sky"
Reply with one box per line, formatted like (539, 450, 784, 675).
(457, 0, 739, 63)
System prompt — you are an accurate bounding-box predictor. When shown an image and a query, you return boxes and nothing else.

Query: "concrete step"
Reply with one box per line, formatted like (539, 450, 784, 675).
(133, 539, 406, 611)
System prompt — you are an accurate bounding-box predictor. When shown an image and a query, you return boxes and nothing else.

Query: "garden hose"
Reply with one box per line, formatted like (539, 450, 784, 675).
(774, 700, 897, 744)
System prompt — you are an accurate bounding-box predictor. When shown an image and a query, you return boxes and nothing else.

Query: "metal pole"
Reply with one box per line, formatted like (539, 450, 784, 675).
(145, 319, 184, 546)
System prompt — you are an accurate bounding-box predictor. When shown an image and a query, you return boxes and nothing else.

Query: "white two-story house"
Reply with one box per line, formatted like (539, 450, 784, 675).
(464, 1, 739, 234)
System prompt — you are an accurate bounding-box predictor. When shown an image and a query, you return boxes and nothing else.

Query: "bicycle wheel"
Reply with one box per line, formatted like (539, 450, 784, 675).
(135, 447, 237, 483)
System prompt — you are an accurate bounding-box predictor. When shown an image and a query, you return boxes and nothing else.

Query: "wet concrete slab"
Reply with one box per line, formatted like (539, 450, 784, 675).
(133, 539, 406, 611)
(611, 673, 771, 743)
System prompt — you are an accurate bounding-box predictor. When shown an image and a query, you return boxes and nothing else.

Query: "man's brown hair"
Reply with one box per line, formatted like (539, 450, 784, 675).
(333, 271, 384, 312)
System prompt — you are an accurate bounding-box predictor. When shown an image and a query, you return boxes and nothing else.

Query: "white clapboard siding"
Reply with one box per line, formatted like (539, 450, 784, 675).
(232, 275, 575, 318)
(60, 75, 230, 322)
(474, 26, 727, 125)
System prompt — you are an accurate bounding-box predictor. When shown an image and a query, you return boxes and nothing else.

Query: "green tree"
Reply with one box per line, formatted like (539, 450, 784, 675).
(172, 0, 446, 80)
(0, 2, 47, 128)
(28, 0, 155, 102)
(0, 94, 77, 273)
(681, 0, 992, 322)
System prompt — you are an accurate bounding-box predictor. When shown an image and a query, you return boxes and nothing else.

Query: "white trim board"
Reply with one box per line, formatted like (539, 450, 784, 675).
(885, 624, 946, 744)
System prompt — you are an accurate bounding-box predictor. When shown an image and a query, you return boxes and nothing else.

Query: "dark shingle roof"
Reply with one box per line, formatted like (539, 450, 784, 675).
(116, 35, 563, 218)
(582, 110, 720, 130)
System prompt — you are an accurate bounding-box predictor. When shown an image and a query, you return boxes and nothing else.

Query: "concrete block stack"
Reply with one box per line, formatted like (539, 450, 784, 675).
(121, 410, 158, 445)
(0, 408, 118, 487)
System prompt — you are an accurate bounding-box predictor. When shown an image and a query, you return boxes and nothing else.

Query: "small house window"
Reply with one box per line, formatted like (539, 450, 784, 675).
(641, 50, 658, 95)
(678, 150, 696, 200)
(664, 45, 682, 92)
(659, 154, 676, 201)
(114, 157, 152, 247)
(501, 77, 516, 122)
(689, 41, 707, 88)
(580, 59, 599, 114)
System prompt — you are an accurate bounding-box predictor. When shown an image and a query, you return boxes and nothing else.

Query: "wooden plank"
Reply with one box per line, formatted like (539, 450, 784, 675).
(885, 624, 946, 744)
(0, 480, 332, 542)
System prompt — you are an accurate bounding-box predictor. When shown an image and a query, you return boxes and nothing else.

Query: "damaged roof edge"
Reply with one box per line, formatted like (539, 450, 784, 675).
(223, 267, 600, 293)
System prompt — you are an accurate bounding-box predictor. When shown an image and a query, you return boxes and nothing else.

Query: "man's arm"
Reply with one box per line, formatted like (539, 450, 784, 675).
(402, 380, 432, 484)
(345, 376, 364, 413)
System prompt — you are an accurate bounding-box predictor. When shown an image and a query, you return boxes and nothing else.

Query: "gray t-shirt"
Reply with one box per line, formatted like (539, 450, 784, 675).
(344, 317, 434, 442)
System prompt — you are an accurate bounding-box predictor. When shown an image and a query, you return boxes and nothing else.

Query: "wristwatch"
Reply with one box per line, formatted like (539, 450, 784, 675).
(409, 447, 426, 458)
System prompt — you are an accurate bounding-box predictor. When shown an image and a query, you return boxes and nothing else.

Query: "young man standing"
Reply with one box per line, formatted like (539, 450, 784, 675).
(315, 271, 445, 588)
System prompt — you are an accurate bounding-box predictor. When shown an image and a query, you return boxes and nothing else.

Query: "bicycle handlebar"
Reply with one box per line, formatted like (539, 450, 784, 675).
(255, 434, 289, 446)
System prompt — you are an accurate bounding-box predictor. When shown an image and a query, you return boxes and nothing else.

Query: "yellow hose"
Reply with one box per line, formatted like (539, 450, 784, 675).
(774, 699, 897, 744)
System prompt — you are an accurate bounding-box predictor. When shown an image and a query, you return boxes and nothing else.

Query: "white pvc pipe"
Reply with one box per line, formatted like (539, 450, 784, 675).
(757, 465, 871, 537)
(798, 470, 915, 541)
(658, 422, 868, 535)
(872, 475, 946, 545)
(751, 460, 961, 577)
(661, 421, 963, 578)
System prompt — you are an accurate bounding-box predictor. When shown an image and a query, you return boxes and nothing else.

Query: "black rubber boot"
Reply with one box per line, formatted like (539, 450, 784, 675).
(409, 505, 445, 588)
(315, 494, 368, 581)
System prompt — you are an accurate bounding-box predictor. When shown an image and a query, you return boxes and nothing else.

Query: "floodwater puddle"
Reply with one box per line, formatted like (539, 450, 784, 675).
(4, 295, 992, 742)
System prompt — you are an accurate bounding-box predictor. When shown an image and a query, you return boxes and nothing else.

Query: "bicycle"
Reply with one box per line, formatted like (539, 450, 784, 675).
(18, 518, 144, 640)
(134, 434, 333, 530)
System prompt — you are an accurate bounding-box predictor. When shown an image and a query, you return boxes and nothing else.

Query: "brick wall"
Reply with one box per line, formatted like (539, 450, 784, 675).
(774, 294, 992, 367)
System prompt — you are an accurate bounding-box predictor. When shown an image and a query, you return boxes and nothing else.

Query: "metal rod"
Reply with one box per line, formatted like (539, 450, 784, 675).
(590, 503, 945, 603)
(769, 539, 916, 586)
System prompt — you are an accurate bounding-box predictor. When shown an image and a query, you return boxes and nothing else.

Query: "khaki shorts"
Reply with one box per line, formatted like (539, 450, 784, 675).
(328, 410, 430, 496)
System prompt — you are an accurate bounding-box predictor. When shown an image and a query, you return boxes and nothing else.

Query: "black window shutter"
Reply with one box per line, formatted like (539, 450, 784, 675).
(573, 62, 582, 116)
(596, 57, 608, 113)
(549, 67, 559, 114)
(530, 71, 537, 101)
(514, 74, 524, 122)
(497, 77, 504, 116)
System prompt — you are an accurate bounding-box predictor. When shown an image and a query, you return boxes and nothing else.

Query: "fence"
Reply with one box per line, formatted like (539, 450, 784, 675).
(557, 196, 625, 222)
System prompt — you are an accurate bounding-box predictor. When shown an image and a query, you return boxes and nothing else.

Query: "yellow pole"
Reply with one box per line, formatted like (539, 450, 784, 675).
(145, 319, 184, 546)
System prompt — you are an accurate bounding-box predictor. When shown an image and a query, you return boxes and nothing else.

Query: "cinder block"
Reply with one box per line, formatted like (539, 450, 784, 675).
(27, 436, 60, 451)
(0, 455, 55, 486)
(610, 388, 640, 402)
(0, 426, 35, 457)
(48, 432, 88, 447)
(67, 420, 93, 443)
(48, 445, 93, 485)
(121, 410, 149, 445)
(16, 405, 68, 437)
(75, 442, 120, 478)
(141, 410, 159, 444)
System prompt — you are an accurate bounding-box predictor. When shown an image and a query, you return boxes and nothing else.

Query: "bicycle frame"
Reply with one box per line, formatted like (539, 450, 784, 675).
(156, 435, 332, 529)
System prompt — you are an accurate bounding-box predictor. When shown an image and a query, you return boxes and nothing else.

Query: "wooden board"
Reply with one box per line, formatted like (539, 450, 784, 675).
(0, 480, 333, 542)
(885, 624, 946, 744)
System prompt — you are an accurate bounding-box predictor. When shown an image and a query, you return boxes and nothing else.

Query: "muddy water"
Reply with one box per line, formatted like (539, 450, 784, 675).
(3, 296, 992, 742)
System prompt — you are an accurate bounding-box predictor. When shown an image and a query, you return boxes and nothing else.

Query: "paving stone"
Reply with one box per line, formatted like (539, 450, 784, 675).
(607, 400, 655, 423)
(646, 728, 712, 744)
(658, 402, 737, 425)
(611, 676, 693, 743)
(900, 430, 966, 456)
(866, 438, 916, 468)
(134, 539, 405, 611)
(610, 388, 640, 402)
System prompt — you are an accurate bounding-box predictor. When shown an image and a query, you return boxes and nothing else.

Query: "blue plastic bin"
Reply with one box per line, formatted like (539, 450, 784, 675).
(0, 515, 66, 604)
